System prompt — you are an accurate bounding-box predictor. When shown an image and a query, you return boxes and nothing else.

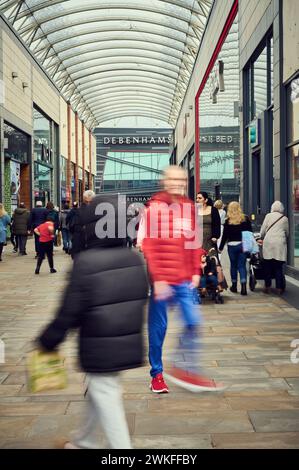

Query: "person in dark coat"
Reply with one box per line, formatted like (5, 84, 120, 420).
(12, 202, 30, 255)
(37, 194, 148, 449)
(29, 201, 48, 257)
(59, 203, 71, 253)
(70, 190, 95, 258)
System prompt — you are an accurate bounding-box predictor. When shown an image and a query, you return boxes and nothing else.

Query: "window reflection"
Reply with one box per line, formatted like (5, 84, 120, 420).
(102, 151, 169, 192)
(291, 144, 299, 268)
(198, 15, 240, 202)
(33, 108, 52, 164)
(287, 77, 299, 145)
(253, 46, 267, 117)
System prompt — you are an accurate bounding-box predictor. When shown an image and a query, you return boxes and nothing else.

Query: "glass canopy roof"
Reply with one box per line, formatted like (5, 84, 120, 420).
(0, 0, 213, 128)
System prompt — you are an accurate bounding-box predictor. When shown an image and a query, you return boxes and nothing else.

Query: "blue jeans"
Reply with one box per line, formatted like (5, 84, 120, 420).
(228, 243, 247, 283)
(148, 282, 202, 378)
(61, 228, 71, 251)
(200, 275, 218, 289)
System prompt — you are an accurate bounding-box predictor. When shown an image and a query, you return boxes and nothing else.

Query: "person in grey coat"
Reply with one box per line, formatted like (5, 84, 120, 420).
(260, 201, 289, 294)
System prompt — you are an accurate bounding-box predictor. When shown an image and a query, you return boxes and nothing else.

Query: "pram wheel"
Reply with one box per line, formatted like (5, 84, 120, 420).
(215, 292, 224, 304)
(249, 274, 256, 291)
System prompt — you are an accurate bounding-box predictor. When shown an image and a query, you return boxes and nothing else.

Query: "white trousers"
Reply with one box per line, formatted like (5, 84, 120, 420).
(73, 372, 131, 449)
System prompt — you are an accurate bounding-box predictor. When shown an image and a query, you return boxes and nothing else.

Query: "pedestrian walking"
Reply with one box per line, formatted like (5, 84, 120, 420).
(29, 201, 48, 258)
(0, 203, 11, 262)
(12, 202, 30, 256)
(37, 194, 148, 448)
(260, 201, 289, 295)
(219, 201, 252, 295)
(142, 166, 223, 393)
(34, 216, 57, 274)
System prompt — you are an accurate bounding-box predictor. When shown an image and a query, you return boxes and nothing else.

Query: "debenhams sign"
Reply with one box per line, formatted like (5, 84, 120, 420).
(102, 135, 172, 145)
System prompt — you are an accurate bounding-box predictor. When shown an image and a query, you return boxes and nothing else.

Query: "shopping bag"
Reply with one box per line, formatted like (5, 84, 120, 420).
(56, 231, 62, 247)
(26, 350, 67, 393)
(242, 231, 259, 254)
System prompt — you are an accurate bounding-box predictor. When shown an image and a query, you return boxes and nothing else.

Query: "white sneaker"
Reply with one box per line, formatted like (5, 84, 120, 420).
(64, 442, 81, 449)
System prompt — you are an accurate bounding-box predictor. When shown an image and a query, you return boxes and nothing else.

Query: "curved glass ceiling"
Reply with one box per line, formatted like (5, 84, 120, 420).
(0, 0, 213, 128)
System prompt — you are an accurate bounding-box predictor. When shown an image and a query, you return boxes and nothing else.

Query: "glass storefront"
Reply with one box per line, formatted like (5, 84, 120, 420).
(33, 108, 52, 164)
(60, 156, 67, 205)
(4, 122, 30, 163)
(287, 76, 299, 268)
(33, 106, 59, 204)
(102, 151, 169, 192)
(3, 122, 30, 214)
(198, 14, 240, 202)
(34, 161, 52, 206)
(71, 162, 76, 202)
(243, 31, 274, 220)
(85, 170, 89, 190)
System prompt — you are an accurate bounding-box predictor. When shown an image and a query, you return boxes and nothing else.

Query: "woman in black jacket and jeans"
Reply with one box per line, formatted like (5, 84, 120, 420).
(219, 201, 252, 295)
(37, 195, 148, 449)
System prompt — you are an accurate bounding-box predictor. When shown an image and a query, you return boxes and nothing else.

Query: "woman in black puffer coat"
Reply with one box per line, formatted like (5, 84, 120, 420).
(38, 194, 148, 449)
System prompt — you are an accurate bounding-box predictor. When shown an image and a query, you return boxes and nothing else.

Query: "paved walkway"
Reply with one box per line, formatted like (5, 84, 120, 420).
(0, 240, 299, 449)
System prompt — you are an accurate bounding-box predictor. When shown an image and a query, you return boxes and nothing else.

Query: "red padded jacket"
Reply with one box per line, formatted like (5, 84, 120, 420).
(142, 191, 204, 285)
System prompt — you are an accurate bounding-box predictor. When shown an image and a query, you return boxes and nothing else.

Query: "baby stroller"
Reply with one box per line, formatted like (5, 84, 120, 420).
(199, 247, 227, 304)
(248, 233, 286, 291)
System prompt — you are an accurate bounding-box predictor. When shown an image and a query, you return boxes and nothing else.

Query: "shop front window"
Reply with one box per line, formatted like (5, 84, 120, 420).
(34, 162, 52, 206)
(291, 144, 299, 268)
(287, 76, 299, 268)
(102, 151, 169, 192)
(287, 77, 299, 146)
(4, 122, 30, 163)
(33, 108, 51, 164)
(71, 162, 76, 202)
(198, 14, 240, 202)
(253, 46, 268, 117)
(85, 170, 89, 190)
(60, 156, 67, 205)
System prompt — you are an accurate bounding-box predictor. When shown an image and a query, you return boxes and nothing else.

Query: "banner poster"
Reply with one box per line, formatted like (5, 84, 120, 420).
(10, 161, 21, 213)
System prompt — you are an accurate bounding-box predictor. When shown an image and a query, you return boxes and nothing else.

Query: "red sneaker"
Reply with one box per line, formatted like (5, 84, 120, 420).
(150, 373, 169, 393)
(164, 367, 225, 393)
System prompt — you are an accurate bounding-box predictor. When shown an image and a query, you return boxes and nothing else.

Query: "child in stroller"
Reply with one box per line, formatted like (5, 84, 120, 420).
(199, 248, 225, 304)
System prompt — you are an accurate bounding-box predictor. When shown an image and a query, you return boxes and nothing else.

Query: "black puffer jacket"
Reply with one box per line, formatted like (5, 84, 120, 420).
(39, 195, 148, 373)
(12, 208, 30, 235)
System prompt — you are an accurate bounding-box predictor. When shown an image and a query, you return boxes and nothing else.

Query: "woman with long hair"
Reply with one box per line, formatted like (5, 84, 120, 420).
(196, 192, 221, 251)
(219, 201, 252, 295)
(214, 199, 226, 248)
(0, 204, 11, 262)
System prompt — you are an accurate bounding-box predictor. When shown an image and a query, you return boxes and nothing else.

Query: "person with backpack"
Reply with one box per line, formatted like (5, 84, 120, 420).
(259, 201, 289, 295)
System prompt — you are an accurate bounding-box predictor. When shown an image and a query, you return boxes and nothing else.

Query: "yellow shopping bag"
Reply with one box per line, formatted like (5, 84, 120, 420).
(26, 350, 67, 393)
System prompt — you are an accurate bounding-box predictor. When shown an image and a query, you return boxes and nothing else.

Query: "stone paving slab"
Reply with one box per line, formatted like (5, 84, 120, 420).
(1, 241, 299, 448)
(249, 410, 299, 432)
(211, 432, 299, 448)
(134, 411, 254, 434)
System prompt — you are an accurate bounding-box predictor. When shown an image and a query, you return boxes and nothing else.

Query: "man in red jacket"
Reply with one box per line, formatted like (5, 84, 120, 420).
(142, 166, 224, 393)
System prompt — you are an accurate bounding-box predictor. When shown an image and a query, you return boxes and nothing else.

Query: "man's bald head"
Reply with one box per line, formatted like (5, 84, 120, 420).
(162, 165, 188, 196)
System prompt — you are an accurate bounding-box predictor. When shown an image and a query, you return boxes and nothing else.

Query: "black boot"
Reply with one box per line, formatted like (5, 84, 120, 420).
(230, 282, 237, 293)
(241, 282, 247, 295)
